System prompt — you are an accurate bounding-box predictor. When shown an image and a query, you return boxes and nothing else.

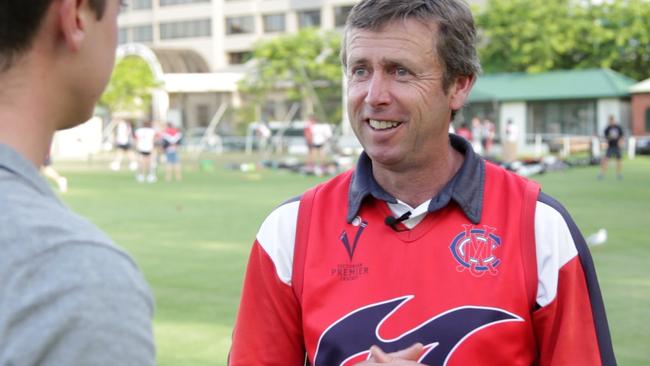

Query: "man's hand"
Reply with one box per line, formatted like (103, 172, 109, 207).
(355, 343, 425, 365)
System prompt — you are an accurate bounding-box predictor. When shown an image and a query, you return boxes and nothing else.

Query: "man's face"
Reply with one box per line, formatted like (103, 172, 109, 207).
(345, 19, 466, 170)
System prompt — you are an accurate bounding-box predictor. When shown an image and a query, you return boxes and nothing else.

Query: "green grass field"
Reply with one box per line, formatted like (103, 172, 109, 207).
(55, 155, 650, 365)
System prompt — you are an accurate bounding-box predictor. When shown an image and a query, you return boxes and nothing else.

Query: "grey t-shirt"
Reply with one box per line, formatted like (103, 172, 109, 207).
(0, 144, 155, 365)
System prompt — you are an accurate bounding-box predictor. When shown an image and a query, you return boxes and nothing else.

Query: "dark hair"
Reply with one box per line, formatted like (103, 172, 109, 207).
(0, 0, 107, 72)
(341, 0, 480, 93)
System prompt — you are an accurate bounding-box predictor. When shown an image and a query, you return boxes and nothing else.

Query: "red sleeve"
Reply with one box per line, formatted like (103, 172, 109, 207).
(533, 256, 603, 366)
(229, 242, 305, 366)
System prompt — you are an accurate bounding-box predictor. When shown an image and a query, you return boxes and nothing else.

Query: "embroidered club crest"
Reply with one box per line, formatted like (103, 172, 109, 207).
(450, 224, 501, 277)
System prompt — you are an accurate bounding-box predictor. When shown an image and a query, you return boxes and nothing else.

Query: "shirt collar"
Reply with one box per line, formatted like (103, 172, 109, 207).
(347, 134, 485, 224)
(0, 143, 59, 198)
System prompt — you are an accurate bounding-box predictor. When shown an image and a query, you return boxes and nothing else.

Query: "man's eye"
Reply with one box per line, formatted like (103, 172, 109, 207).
(352, 68, 367, 78)
(395, 67, 409, 77)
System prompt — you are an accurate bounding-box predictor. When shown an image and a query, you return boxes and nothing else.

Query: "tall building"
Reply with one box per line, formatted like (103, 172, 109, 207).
(118, 0, 357, 71)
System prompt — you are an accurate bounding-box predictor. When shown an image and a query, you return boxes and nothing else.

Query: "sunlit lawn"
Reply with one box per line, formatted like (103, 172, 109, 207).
(56, 154, 650, 365)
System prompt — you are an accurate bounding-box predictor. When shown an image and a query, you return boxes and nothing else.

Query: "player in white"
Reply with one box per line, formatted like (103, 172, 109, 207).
(134, 121, 158, 183)
(305, 115, 333, 176)
(110, 119, 138, 171)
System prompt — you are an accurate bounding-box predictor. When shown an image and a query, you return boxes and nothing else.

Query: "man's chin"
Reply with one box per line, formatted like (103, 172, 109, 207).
(365, 150, 403, 167)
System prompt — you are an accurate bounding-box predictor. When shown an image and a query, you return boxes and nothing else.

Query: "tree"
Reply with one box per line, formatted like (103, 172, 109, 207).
(477, 0, 650, 80)
(575, 0, 650, 80)
(477, 0, 574, 73)
(238, 28, 342, 124)
(99, 56, 160, 117)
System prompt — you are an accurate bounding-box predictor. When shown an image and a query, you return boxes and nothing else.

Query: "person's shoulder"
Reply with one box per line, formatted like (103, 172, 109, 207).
(536, 191, 567, 214)
(534, 191, 579, 233)
(0, 193, 151, 304)
(0, 187, 141, 281)
(258, 170, 353, 234)
(0, 207, 155, 365)
(533, 191, 586, 271)
(484, 159, 528, 183)
(5, 233, 150, 296)
(258, 196, 300, 237)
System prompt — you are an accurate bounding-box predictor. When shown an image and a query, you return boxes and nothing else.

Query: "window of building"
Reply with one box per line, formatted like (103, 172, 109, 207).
(226, 16, 255, 35)
(118, 28, 129, 44)
(334, 6, 353, 27)
(527, 100, 597, 136)
(263, 14, 286, 33)
(132, 0, 152, 9)
(228, 51, 253, 65)
(645, 108, 650, 132)
(298, 9, 320, 29)
(197, 104, 211, 125)
(459, 103, 498, 134)
(160, 0, 210, 6)
(132, 25, 153, 42)
(160, 19, 211, 40)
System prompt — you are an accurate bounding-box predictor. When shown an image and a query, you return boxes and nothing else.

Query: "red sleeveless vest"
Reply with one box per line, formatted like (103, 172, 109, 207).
(293, 162, 540, 366)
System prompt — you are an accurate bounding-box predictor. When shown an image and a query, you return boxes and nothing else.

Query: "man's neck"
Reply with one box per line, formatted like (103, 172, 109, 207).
(372, 144, 465, 208)
(0, 66, 57, 166)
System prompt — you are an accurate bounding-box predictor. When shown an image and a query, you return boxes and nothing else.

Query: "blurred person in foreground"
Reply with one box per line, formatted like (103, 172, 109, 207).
(230, 1, 615, 365)
(0, 1, 155, 365)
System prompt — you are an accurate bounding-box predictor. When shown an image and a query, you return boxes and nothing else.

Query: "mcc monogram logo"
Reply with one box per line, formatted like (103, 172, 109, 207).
(450, 224, 502, 277)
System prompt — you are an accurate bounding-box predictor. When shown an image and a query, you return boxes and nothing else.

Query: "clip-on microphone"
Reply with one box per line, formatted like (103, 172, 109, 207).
(384, 211, 412, 232)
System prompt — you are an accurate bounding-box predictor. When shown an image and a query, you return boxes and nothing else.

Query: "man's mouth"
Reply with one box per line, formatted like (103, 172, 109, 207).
(368, 119, 402, 130)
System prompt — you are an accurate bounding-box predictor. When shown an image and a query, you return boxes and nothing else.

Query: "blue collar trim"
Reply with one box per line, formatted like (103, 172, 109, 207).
(346, 134, 484, 224)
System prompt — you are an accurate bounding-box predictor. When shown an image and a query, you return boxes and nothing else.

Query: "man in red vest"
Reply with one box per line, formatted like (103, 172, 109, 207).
(230, 1, 615, 365)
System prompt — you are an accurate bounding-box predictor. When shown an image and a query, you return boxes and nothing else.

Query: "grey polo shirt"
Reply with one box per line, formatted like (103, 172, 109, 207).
(0, 144, 155, 365)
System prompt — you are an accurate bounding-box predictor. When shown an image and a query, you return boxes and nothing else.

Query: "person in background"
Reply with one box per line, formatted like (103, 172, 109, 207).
(256, 121, 272, 155)
(470, 116, 483, 154)
(599, 115, 624, 180)
(134, 120, 158, 183)
(304, 115, 332, 176)
(304, 115, 317, 173)
(110, 118, 137, 171)
(503, 118, 519, 163)
(162, 122, 183, 182)
(0, 0, 155, 364)
(481, 118, 495, 155)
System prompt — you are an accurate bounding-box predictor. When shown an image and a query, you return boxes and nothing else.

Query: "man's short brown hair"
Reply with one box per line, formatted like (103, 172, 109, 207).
(341, 0, 481, 93)
(0, 0, 107, 72)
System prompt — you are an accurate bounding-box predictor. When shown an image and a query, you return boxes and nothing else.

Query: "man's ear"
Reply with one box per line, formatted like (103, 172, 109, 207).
(59, 0, 88, 52)
(449, 74, 476, 111)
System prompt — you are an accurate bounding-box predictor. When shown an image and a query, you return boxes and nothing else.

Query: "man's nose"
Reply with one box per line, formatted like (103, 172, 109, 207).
(364, 73, 391, 107)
